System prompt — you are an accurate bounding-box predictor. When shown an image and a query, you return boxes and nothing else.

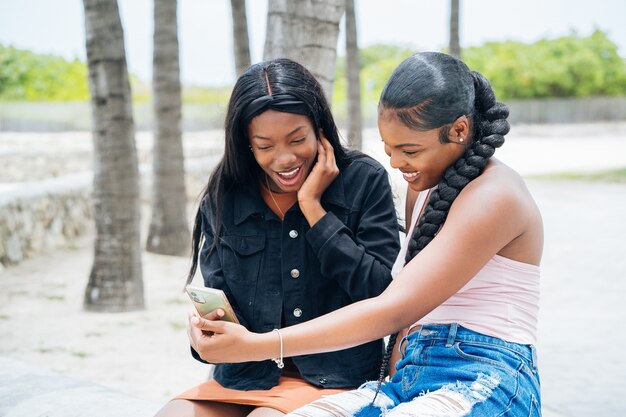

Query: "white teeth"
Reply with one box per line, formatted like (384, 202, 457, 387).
(402, 172, 418, 179)
(277, 167, 300, 178)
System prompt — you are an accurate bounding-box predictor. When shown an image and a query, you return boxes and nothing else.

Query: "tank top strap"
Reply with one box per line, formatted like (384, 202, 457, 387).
(391, 186, 436, 278)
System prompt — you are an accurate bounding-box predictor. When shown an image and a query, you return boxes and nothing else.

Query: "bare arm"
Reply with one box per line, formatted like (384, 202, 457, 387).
(189, 172, 533, 363)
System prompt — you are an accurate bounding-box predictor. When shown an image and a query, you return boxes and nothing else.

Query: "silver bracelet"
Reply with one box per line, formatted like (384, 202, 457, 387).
(272, 328, 284, 369)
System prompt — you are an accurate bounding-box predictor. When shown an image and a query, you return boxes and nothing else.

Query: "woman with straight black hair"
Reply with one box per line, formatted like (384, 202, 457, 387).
(155, 58, 400, 417)
(189, 52, 544, 417)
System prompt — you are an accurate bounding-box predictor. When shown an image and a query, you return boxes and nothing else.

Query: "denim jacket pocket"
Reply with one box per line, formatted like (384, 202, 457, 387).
(220, 235, 265, 283)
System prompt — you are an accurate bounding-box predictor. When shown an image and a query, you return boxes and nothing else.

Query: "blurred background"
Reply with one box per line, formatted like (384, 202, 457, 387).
(1, 1, 625, 417)
(1, 0, 625, 130)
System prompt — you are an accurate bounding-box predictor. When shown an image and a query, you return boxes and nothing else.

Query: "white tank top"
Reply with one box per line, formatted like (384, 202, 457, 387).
(392, 188, 540, 345)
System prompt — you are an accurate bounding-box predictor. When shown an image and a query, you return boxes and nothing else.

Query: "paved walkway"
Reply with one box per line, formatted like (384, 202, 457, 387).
(0, 357, 159, 417)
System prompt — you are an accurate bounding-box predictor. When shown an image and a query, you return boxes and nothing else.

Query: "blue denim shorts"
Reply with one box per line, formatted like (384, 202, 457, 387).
(287, 323, 541, 417)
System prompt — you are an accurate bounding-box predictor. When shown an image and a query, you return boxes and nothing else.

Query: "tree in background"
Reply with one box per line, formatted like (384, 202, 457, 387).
(463, 30, 626, 99)
(230, 0, 251, 76)
(82, 0, 144, 311)
(345, 0, 362, 149)
(332, 44, 414, 126)
(146, 0, 190, 256)
(264, 0, 344, 99)
(449, 0, 461, 59)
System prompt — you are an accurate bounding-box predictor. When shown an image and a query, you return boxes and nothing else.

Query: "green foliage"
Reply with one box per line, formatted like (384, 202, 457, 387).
(182, 85, 232, 104)
(334, 31, 626, 109)
(0, 44, 89, 101)
(0, 43, 233, 104)
(4, 30, 625, 105)
(463, 30, 626, 99)
(333, 44, 415, 105)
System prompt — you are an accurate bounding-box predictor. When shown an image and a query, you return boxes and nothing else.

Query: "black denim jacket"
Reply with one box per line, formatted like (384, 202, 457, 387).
(192, 155, 400, 390)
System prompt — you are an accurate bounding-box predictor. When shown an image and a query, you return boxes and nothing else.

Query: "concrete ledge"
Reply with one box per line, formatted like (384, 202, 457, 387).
(0, 154, 220, 268)
(0, 357, 160, 417)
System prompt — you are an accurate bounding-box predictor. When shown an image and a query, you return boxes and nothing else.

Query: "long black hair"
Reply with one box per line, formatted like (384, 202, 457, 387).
(187, 58, 356, 284)
(372, 52, 510, 401)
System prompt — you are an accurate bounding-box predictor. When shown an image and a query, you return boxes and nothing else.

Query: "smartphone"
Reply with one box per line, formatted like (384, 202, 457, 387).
(185, 285, 239, 324)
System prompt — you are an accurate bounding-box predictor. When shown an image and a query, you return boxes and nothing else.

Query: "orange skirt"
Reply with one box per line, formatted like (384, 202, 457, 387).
(175, 376, 350, 413)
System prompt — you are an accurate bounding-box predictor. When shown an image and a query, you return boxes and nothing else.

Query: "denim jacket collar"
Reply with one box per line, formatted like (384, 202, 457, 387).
(233, 185, 266, 226)
(233, 175, 348, 226)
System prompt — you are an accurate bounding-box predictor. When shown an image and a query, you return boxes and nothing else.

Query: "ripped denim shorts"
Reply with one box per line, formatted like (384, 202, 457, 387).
(286, 323, 541, 417)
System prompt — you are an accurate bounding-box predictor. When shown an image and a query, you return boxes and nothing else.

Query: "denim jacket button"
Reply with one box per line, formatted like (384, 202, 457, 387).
(319, 378, 328, 385)
(290, 269, 300, 278)
(293, 308, 303, 318)
(289, 230, 298, 238)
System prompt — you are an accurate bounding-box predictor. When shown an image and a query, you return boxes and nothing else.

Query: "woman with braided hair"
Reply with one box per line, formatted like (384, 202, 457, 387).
(189, 52, 543, 416)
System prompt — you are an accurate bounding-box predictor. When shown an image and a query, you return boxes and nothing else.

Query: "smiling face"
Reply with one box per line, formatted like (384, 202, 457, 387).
(248, 109, 318, 193)
(379, 110, 468, 192)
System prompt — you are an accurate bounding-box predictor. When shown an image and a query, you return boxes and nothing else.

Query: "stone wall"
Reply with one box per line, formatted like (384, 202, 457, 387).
(0, 155, 220, 270)
(0, 174, 93, 269)
(0, 130, 224, 270)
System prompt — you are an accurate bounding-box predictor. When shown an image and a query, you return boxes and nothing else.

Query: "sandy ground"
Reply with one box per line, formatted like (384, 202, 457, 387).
(1, 123, 626, 415)
(0, 231, 208, 404)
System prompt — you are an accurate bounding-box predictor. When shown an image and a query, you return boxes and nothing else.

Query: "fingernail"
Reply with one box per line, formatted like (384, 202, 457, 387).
(191, 316, 199, 325)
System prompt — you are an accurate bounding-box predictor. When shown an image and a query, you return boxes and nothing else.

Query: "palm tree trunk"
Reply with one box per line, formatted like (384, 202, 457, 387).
(449, 0, 461, 59)
(82, 0, 144, 311)
(264, 0, 344, 99)
(345, 0, 362, 149)
(146, 0, 190, 256)
(230, 0, 251, 76)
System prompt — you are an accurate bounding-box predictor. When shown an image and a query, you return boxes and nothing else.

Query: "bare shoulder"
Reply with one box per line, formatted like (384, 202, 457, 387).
(458, 159, 534, 210)
(450, 158, 543, 264)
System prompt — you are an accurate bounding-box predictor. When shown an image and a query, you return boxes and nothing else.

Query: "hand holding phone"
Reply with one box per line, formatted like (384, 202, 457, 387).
(185, 285, 239, 324)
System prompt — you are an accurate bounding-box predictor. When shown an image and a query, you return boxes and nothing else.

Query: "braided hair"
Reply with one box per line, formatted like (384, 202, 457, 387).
(371, 52, 509, 403)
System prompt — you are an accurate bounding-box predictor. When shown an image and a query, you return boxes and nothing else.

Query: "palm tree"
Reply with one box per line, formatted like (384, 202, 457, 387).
(82, 0, 144, 311)
(345, 0, 362, 149)
(230, 0, 251, 76)
(264, 0, 344, 99)
(146, 0, 190, 256)
(449, 0, 461, 59)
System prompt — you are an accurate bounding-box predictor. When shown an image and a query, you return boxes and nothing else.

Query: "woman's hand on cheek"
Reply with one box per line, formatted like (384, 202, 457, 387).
(187, 311, 257, 363)
(298, 136, 339, 206)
